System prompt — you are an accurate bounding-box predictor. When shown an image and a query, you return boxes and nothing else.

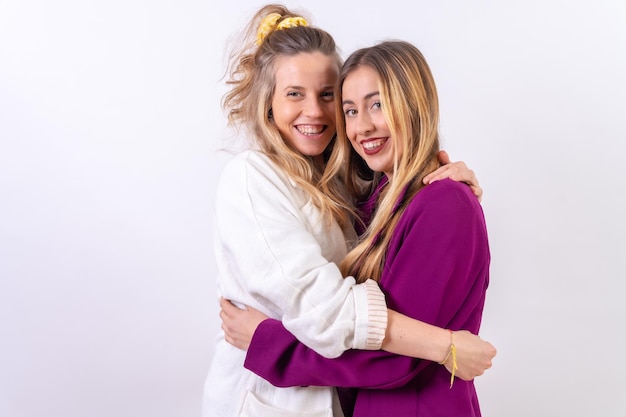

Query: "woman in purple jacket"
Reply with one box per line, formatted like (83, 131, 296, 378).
(222, 40, 492, 417)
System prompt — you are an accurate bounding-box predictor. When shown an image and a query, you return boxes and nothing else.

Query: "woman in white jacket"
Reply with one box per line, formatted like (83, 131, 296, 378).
(203, 4, 495, 417)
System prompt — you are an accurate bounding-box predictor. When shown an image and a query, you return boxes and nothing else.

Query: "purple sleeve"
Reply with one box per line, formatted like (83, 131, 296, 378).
(245, 318, 425, 389)
(244, 179, 490, 389)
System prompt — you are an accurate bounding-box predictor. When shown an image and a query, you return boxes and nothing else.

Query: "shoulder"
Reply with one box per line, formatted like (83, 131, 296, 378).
(216, 150, 301, 209)
(397, 180, 488, 252)
(218, 150, 287, 188)
(407, 178, 483, 219)
(221, 150, 274, 175)
(416, 178, 477, 205)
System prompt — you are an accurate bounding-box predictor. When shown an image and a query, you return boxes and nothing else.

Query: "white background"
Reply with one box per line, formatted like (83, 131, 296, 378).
(1, 0, 625, 416)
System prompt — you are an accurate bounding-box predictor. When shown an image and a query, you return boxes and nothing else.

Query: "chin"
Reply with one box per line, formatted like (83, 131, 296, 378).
(301, 144, 332, 157)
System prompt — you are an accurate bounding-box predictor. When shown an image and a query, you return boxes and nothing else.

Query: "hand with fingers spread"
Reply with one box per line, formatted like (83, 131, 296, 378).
(424, 150, 483, 201)
(220, 297, 268, 351)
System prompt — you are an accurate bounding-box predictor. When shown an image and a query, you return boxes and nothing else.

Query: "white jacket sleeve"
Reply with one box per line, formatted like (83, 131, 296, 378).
(214, 152, 387, 358)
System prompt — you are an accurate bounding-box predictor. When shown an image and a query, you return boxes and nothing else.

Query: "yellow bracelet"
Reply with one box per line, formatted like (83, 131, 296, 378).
(438, 329, 457, 388)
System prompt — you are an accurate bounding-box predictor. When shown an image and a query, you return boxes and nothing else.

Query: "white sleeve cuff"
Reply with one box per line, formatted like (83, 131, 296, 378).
(351, 279, 388, 350)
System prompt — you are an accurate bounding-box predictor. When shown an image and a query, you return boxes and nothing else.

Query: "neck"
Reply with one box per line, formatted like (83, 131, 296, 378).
(312, 154, 325, 170)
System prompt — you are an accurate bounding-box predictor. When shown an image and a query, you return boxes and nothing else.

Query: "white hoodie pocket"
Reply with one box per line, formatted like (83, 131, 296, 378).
(239, 390, 333, 417)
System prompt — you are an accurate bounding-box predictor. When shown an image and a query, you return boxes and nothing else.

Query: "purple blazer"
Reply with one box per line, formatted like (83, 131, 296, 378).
(244, 178, 491, 417)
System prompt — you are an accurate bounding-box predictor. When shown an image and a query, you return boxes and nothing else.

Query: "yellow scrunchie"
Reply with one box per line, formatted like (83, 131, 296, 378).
(276, 16, 308, 30)
(256, 13, 282, 46)
(255, 14, 309, 46)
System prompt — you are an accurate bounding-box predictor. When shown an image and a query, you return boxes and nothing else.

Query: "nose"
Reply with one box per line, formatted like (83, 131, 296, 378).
(356, 112, 375, 135)
(303, 97, 324, 118)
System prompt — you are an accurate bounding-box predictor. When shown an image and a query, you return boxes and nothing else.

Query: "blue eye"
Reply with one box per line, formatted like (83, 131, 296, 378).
(372, 101, 382, 110)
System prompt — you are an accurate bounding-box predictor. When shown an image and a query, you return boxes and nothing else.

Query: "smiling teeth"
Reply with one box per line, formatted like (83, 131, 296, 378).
(363, 139, 385, 150)
(297, 125, 324, 135)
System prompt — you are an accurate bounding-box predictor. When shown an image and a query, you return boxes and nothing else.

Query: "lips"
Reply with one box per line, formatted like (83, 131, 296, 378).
(296, 124, 326, 136)
(360, 137, 387, 155)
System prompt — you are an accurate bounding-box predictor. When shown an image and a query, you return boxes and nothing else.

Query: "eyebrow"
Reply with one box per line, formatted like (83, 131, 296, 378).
(342, 91, 379, 106)
(281, 84, 335, 90)
(281, 85, 304, 91)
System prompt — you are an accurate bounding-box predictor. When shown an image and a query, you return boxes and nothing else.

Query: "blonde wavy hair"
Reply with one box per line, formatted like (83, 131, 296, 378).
(221, 4, 354, 228)
(338, 41, 442, 282)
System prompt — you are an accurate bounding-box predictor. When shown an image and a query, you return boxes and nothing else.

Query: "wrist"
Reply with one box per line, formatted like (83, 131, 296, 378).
(438, 329, 458, 388)
(436, 327, 452, 363)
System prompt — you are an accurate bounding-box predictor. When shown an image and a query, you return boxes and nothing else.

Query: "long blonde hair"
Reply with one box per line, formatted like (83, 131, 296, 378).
(339, 41, 442, 282)
(222, 4, 354, 228)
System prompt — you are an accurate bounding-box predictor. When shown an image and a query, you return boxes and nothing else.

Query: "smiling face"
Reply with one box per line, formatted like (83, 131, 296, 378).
(271, 52, 338, 163)
(342, 65, 396, 179)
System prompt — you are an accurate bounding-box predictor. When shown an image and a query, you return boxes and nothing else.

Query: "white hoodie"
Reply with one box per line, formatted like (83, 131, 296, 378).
(203, 150, 387, 417)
